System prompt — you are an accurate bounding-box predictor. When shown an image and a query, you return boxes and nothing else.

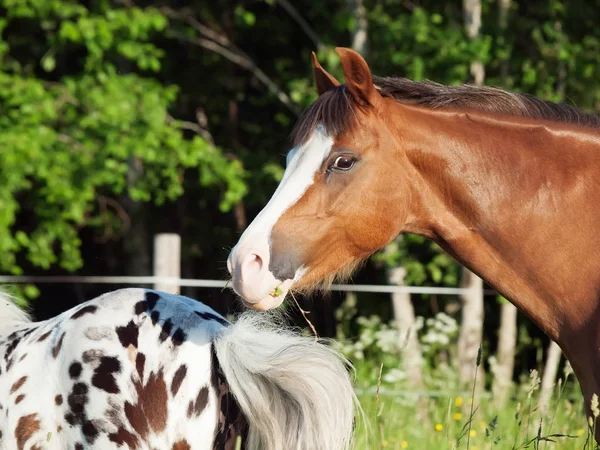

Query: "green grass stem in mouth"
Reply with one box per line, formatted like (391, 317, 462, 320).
(270, 284, 284, 297)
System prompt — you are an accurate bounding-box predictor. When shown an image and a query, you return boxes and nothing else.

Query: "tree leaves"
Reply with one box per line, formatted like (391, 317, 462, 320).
(0, 1, 245, 279)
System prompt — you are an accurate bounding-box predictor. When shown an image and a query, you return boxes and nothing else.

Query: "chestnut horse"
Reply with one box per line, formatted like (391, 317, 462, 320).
(227, 47, 600, 435)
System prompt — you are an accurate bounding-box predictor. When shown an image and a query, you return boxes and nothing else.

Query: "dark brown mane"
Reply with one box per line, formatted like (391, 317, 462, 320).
(291, 77, 600, 146)
(374, 76, 600, 129)
(291, 85, 356, 147)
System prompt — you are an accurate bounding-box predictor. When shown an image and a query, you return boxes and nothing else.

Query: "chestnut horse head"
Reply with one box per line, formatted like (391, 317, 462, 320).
(227, 48, 411, 309)
(227, 46, 600, 318)
(229, 46, 600, 442)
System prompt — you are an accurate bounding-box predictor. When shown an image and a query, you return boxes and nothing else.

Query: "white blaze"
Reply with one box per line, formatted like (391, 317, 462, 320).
(240, 125, 333, 246)
(227, 125, 333, 309)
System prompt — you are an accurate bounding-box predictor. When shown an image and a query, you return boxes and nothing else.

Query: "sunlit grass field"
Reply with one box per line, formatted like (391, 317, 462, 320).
(329, 299, 598, 449)
(353, 376, 594, 450)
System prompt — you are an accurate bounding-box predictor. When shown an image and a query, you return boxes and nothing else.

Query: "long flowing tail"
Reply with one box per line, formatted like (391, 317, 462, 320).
(213, 312, 359, 450)
(0, 289, 31, 333)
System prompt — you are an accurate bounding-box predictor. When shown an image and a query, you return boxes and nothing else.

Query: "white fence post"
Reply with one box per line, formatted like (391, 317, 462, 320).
(388, 265, 424, 389)
(539, 340, 563, 414)
(153, 233, 181, 294)
(458, 268, 485, 386)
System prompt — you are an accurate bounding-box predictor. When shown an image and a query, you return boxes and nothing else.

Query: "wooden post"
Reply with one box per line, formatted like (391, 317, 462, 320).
(493, 300, 518, 406)
(388, 265, 424, 389)
(539, 341, 563, 414)
(458, 268, 484, 386)
(153, 233, 181, 294)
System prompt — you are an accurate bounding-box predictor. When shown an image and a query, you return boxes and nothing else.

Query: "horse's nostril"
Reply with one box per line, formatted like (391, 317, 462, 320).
(251, 253, 263, 270)
(242, 252, 265, 279)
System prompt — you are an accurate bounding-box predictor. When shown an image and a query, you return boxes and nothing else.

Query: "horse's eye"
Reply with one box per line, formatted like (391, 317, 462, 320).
(332, 156, 355, 171)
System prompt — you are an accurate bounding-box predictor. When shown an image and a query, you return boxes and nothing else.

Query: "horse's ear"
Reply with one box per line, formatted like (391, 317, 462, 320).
(335, 47, 379, 107)
(312, 51, 340, 95)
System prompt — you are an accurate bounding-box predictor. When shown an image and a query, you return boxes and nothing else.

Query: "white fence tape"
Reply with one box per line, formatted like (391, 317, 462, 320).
(0, 275, 496, 295)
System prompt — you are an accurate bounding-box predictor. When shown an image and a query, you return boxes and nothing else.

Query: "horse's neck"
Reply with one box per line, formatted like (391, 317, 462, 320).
(399, 105, 600, 349)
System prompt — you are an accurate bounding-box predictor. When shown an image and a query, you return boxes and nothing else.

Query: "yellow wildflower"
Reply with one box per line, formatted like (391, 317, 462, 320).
(455, 396, 463, 407)
(470, 430, 477, 437)
(435, 424, 444, 432)
(401, 441, 408, 449)
(453, 412, 462, 421)
(577, 428, 585, 436)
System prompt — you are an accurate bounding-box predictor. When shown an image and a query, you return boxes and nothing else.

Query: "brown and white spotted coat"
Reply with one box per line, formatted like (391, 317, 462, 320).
(0, 288, 246, 450)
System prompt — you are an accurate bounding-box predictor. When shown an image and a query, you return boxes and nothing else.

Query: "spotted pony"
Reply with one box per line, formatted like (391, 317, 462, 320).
(0, 288, 357, 450)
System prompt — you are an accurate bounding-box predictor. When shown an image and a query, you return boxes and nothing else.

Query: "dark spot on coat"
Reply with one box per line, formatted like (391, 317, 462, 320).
(171, 365, 187, 396)
(20, 327, 36, 339)
(15, 413, 40, 450)
(134, 301, 146, 316)
(136, 353, 145, 380)
(69, 362, 83, 379)
(55, 395, 63, 406)
(91, 356, 121, 394)
(194, 386, 209, 416)
(67, 382, 89, 420)
(71, 305, 98, 320)
(145, 292, 160, 311)
(5, 338, 21, 361)
(116, 320, 139, 349)
(109, 427, 139, 448)
(124, 399, 149, 440)
(15, 394, 25, 404)
(150, 311, 160, 325)
(171, 328, 187, 346)
(172, 440, 191, 450)
(125, 369, 169, 438)
(82, 420, 99, 443)
(159, 319, 173, 343)
(187, 386, 209, 418)
(52, 333, 66, 358)
(195, 311, 229, 327)
(82, 349, 104, 363)
(10, 376, 27, 394)
(75, 443, 83, 450)
(37, 331, 52, 342)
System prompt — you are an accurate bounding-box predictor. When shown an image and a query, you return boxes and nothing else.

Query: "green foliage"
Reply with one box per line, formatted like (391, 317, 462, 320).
(374, 234, 460, 287)
(0, 0, 245, 279)
(368, 4, 487, 83)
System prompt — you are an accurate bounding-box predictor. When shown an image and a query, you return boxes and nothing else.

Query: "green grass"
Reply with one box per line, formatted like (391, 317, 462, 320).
(352, 382, 593, 450)
(331, 300, 598, 449)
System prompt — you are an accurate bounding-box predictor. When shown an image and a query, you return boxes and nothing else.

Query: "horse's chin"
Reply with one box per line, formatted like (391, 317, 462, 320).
(239, 279, 293, 311)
